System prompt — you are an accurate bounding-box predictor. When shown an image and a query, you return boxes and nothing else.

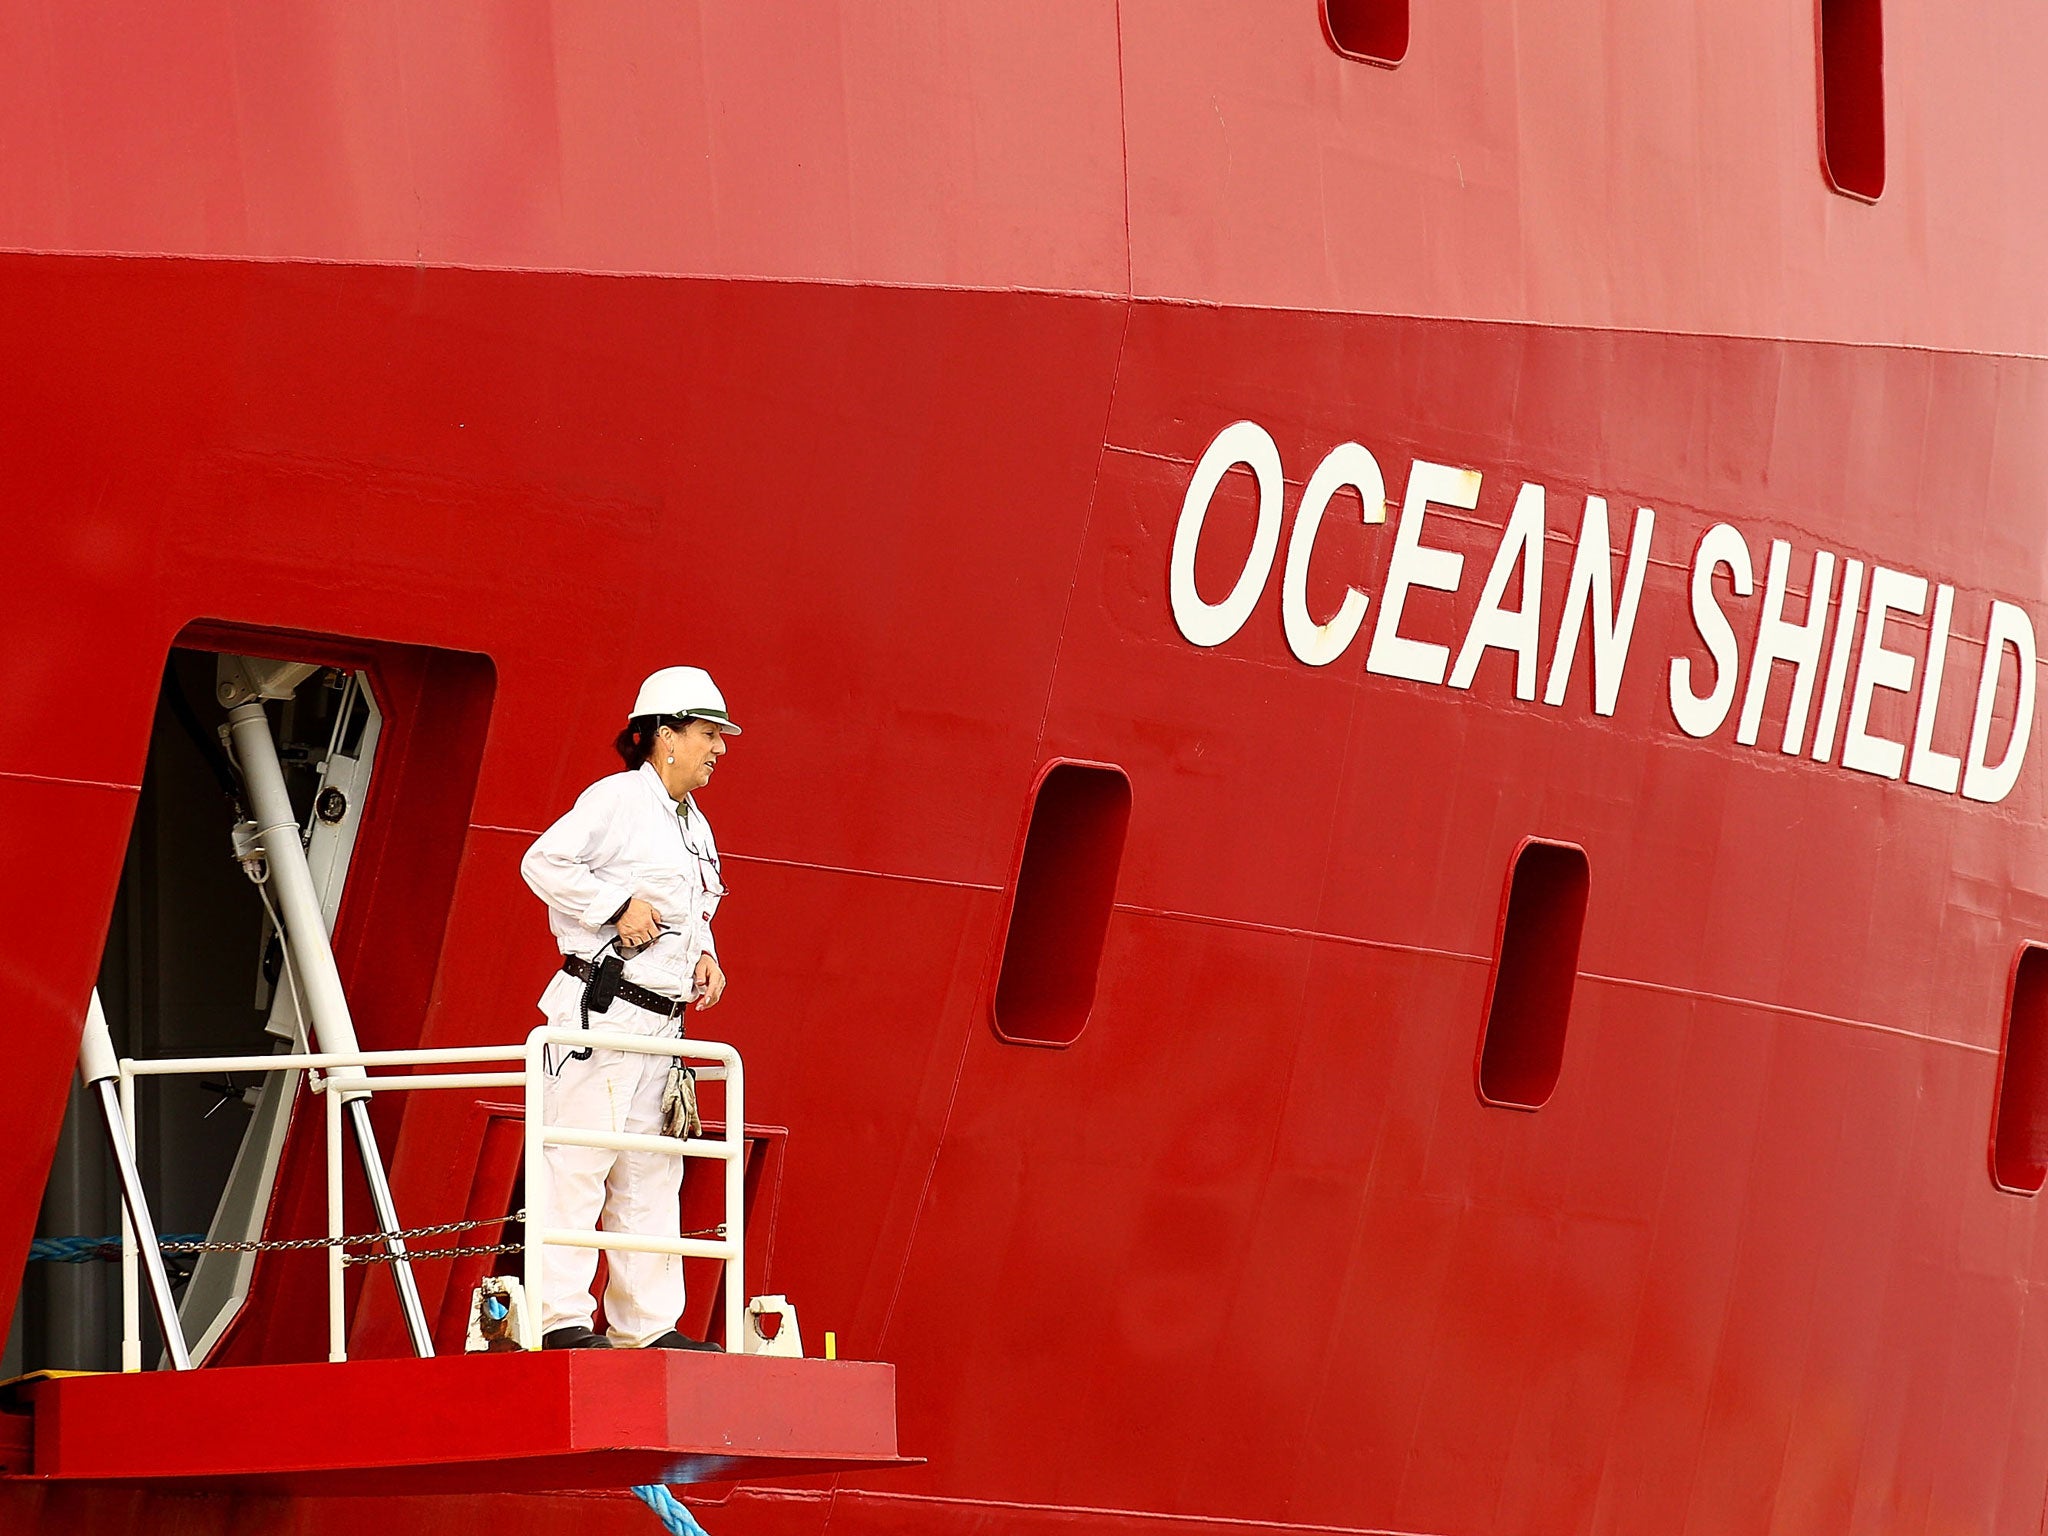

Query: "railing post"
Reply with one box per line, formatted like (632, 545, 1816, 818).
(118, 1067, 139, 1373)
(722, 1047, 745, 1356)
(523, 1029, 547, 1348)
(326, 1086, 347, 1362)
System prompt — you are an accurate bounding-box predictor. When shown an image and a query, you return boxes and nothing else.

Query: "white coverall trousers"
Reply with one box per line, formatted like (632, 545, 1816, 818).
(538, 990, 686, 1345)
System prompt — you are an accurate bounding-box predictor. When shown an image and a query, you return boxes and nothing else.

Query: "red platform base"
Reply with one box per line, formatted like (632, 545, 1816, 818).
(4, 1350, 911, 1495)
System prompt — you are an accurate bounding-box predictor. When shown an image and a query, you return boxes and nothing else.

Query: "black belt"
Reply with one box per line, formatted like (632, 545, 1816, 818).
(561, 955, 687, 1020)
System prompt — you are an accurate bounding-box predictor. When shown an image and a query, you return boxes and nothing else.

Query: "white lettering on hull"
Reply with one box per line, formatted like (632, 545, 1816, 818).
(1164, 420, 2042, 806)
(1544, 498, 1655, 717)
(1669, 524, 1754, 740)
(1450, 481, 1546, 700)
(1169, 420, 1286, 649)
(1810, 558, 1866, 765)
(1282, 442, 1386, 667)
(1366, 461, 1477, 686)
(1965, 602, 2038, 803)
(1736, 540, 1835, 754)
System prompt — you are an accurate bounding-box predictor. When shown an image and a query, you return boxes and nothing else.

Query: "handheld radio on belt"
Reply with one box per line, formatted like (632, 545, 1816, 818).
(555, 937, 698, 1137)
(559, 931, 688, 1065)
(572, 950, 628, 1061)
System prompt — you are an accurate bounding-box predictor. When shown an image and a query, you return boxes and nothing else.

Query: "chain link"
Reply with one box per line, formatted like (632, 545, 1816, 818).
(159, 1210, 529, 1258)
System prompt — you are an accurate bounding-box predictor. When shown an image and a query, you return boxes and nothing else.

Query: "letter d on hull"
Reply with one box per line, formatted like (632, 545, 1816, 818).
(1963, 600, 2038, 804)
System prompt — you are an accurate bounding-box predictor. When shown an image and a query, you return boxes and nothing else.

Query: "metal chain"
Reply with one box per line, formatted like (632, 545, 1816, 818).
(159, 1210, 529, 1257)
(343, 1219, 727, 1266)
(345, 1242, 526, 1267)
(38, 1212, 729, 1266)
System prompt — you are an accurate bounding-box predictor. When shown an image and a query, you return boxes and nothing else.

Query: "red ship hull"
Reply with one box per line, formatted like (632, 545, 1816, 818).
(5, 4, 2048, 1533)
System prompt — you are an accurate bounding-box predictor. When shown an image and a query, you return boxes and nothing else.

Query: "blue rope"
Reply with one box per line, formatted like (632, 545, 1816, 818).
(631, 1485, 710, 1536)
(29, 1235, 208, 1264)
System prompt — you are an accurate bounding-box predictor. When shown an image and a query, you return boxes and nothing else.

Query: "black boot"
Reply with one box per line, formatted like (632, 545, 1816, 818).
(541, 1325, 614, 1350)
(645, 1330, 722, 1352)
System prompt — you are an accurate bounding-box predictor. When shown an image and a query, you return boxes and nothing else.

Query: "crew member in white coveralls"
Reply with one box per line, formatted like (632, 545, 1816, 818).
(520, 666, 737, 1350)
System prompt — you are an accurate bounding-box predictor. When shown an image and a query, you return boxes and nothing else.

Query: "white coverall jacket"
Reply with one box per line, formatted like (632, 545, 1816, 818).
(520, 760, 725, 1343)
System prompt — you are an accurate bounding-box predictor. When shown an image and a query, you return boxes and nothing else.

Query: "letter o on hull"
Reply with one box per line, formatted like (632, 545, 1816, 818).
(1170, 421, 1285, 648)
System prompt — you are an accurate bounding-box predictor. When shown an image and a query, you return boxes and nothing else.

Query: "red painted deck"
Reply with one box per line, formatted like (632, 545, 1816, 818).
(7, 1353, 907, 1495)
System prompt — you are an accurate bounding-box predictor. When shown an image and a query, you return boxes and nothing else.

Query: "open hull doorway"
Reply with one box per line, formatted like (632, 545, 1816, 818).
(6, 650, 380, 1374)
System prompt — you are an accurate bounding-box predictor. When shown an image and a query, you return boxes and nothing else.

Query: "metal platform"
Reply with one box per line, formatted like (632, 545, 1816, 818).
(2, 1350, 910, 1495)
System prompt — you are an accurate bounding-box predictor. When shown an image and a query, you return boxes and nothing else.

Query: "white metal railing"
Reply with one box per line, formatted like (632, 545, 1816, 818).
(113, 1026, 743, 1368)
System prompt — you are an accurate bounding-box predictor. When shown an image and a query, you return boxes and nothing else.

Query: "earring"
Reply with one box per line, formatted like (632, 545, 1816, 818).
(666, 755, 675, 764)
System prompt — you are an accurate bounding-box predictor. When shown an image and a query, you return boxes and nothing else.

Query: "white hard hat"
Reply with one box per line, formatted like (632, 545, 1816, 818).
(629, 666, 742, 734)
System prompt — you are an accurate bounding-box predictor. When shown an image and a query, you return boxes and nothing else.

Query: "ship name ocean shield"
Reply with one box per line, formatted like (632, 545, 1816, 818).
(1167, 419, 2036, 806)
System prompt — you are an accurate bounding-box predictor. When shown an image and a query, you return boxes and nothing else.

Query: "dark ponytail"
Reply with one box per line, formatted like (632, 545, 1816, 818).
(614, 714, 686, 769)
(615, 716, 657, 770)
